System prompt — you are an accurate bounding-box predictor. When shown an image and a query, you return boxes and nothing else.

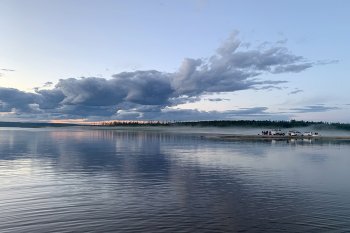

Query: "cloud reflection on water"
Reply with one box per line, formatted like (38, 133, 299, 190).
(0, 128, 350, 232)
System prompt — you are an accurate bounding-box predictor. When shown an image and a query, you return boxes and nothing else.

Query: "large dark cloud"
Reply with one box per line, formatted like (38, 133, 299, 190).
(0, 34, 318, 120)
(113, 71, 173, 105)
(170, 34, 305, 97)
(56, 77, 125, 106)
(0, 87, 37, 113)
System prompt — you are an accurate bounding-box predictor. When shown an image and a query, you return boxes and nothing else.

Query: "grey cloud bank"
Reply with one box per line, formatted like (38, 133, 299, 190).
(290, 105, 339, 113)
(113, 107, 286, 121)
(0, 34, 322, 121)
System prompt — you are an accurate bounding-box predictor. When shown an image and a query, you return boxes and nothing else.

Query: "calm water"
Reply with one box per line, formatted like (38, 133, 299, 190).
(0, 127, 350, 233)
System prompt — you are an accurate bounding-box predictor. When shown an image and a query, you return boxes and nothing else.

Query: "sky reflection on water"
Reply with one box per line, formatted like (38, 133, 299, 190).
(0, 128, 350, 232)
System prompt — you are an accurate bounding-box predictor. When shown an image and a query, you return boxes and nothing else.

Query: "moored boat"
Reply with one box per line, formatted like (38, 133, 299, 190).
(288, 130, 302, 136)
(302, 132, 319, 137)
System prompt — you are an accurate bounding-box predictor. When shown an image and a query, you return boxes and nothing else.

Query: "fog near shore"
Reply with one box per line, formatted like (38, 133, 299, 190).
(92, 125, 350, 137)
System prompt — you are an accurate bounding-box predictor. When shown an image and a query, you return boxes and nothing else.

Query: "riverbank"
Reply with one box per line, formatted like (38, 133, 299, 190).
(204, 134, 350, 141)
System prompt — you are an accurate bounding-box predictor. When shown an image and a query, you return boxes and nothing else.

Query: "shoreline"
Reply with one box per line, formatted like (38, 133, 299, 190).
(204, 134, 350, 141)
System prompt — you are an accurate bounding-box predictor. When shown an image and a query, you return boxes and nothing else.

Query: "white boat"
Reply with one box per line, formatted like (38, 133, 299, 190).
(303, 132, 312, 136)
(302, 132, 319, 137)
(288, 131, 302, 136)
(270, 129, 285, 136)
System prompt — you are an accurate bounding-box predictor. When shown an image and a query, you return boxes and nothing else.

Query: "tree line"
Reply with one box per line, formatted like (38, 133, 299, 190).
(98, 120, 350, 130)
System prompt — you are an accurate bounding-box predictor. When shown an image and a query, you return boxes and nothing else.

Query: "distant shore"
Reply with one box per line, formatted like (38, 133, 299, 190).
(98, 120, 350, 131)
(204, 134, 350, 141)
(1, 120, 350, 131)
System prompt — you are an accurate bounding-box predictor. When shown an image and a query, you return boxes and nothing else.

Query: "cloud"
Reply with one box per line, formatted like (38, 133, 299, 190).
(43, 82, 53, 87)
(272, 63, 313, 73)
(35, 88, 65, 109)
(171, 33, 311, 97)
(288, 89, 303, 95)
(0, 33, 318, 120)
(289, 105, 339, 113)
(315, 59, 339, 65)
(206, 98, 229, 102)
(113, 71, 173, 105)
(113, 106, 288, 121)
(0, 68, 15, 78)
(0, 87, 38, 113)
(0, 68, 15, 72)
(0, 68, 14, 79)
(56, 77, 126, 106)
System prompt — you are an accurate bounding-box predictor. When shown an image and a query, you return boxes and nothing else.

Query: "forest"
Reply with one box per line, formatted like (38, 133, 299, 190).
(99, 120, 350, 130)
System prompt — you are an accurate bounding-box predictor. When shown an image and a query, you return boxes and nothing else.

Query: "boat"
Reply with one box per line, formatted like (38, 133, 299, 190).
(270, 129, 285, 136)
(288, 130, 302, 136)
(302, 132, 320, 137)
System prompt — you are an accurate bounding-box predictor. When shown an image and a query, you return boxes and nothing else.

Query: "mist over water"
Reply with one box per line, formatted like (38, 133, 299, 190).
(0, 127, 350, 232)
(94, 125, 350, 137)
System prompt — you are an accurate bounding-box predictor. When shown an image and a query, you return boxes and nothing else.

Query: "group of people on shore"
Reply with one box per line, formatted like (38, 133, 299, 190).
(261, 131, 271, 135)
(261, 130, 285, 136)
(260, 130, 319, 137)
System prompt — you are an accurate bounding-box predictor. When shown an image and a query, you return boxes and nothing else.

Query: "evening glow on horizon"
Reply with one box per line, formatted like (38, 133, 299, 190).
(0, 0, 349, 122)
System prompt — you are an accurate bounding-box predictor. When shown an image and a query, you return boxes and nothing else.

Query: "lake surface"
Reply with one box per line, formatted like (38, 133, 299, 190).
(0, 127, 350, 232)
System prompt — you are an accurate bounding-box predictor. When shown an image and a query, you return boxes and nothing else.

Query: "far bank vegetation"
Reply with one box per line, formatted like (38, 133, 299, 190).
(98, 120, 350, 131)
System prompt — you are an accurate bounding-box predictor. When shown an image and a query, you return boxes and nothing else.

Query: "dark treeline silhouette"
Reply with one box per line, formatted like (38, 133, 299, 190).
(2, 120, 349, 130)
(99, 120, 350, 130)
(0, 122, 79, 128)
(100, 121, 172, 127)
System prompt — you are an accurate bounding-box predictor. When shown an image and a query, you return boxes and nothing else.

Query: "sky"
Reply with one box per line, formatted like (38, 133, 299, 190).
(0, 0, 349, 123)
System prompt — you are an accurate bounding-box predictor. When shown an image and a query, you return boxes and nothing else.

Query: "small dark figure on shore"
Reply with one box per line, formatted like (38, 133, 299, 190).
(261, 131, 269, 135)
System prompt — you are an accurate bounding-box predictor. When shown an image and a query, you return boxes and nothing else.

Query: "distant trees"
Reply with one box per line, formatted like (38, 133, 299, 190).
(98, 120, 350, 130)
(2, 119, 349, 130)
(0, 122, 78, 128)
(100, 121, 171, 127)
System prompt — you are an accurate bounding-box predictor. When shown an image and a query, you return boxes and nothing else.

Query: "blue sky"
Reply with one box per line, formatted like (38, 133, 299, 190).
(0, 0, 349, 122)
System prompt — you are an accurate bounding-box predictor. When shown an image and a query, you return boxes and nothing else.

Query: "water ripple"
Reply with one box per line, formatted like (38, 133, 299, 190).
(0, 128, 350, 232)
